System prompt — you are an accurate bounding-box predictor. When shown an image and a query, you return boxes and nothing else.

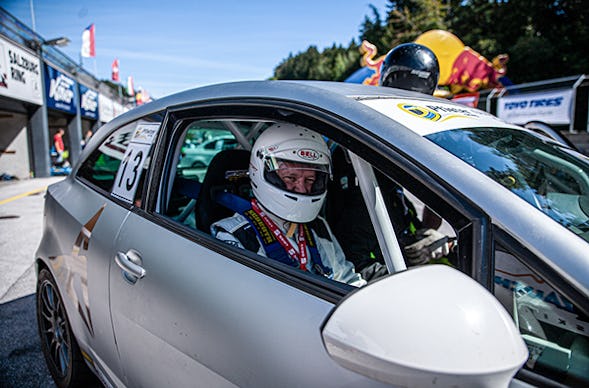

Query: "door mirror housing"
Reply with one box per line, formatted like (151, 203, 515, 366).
(322, 265, 528, 387)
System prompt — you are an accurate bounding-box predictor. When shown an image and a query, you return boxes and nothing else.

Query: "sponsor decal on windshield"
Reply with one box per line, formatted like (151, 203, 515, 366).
(398, 103, 478, 122)
(360, 98, 516, 136)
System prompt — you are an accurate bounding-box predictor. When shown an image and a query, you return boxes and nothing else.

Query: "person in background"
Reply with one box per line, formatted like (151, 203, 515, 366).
(380, 42, 445, 230)
(379, 42, 440, 95)
(53, 128, 68, 166)
(330, 43, 452, 281)
(82, 129, 93, 149)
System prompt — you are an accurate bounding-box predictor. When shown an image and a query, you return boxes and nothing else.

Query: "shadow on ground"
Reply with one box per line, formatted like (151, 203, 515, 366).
(0, 294, 56, 388)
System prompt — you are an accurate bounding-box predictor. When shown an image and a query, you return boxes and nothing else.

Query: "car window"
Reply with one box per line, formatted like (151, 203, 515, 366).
(162, 121, 247, 229)
(158, 116, 473, 289)
(156, 111, 478, 287)
(77, 112, 163, 205)
(493, 241, 589, 386)
(326, 141, 460, 281)
(427, 127, 589, 243)
(177, 129, 237, 178)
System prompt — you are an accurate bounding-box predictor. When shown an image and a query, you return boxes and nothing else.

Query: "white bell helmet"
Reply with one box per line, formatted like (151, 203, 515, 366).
(249, 123, 331, 223)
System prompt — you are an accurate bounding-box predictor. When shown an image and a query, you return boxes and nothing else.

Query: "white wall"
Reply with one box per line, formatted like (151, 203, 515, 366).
(0, 112, 31, 179)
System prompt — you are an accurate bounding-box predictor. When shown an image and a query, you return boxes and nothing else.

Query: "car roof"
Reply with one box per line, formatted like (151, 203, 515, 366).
(106, 80, 430, 124)
(109, 80, 520, 138)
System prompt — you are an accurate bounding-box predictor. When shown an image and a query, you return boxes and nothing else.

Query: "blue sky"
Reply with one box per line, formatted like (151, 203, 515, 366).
(2, 0, 389, 98)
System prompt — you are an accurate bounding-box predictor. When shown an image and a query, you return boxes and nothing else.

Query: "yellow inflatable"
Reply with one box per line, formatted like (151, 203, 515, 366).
(348, 30, 508, 97)
(415, 30, 508, 94)
(414, 30, 464, 86)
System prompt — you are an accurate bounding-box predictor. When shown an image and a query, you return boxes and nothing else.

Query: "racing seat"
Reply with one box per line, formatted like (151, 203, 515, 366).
(195, 149, 251, 233)
(169, 177, 202, 225)
(326, 144, 381, 270)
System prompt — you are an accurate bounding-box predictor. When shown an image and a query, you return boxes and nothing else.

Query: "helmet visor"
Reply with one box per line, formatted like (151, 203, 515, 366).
(381, 68, 436, 95)
(263, 157, 329, 196)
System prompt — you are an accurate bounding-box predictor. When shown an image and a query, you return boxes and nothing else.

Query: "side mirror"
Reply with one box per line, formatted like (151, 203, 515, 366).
(322, 265, 528, 387)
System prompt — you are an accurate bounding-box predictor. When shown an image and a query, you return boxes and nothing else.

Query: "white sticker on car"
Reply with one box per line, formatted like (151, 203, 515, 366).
(361, 98, 519, 136)
(111, 122, 160, 203)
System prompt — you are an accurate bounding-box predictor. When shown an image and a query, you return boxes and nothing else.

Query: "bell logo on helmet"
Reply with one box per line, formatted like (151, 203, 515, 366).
(297, 149, 320, 161)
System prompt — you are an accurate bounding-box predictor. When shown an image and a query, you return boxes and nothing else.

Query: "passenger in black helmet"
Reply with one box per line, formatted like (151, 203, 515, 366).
(330, 42, 452, 282)
(379, 43, 440, 95)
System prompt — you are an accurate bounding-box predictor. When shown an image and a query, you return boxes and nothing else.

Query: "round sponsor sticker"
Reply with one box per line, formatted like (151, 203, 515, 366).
(398, 103, 441, 121)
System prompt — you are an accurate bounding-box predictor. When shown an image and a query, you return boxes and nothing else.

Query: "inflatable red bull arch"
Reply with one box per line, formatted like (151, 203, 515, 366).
(345, 30, 510, 107)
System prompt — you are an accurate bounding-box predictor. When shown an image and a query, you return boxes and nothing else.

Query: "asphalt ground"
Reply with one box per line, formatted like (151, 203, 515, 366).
(0, 176, 64, 388)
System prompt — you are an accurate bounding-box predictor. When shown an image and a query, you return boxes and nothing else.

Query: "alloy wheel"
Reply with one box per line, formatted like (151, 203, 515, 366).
(38, 278, 72, 378)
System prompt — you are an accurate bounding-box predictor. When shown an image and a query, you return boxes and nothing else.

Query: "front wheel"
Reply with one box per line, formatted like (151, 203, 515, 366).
(36, 268, 98, 388)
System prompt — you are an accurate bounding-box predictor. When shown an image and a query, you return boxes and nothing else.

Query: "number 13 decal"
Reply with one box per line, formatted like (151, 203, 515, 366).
(118, 149, 144, 191)
(112, 143, 150, 203)
(111, 122, 160, 204)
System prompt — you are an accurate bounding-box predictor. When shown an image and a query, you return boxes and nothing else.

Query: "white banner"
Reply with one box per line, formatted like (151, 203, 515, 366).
(99, 93, 129, 123)
(497, 89, 573, 125)
(98, 93, 115, 122)
(0, 35, 43, 105)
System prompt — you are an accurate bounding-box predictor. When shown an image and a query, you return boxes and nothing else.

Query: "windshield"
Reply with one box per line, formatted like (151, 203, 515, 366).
(426, 127, 589, 242)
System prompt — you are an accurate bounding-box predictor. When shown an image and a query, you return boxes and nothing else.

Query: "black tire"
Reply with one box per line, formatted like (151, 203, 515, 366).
(36, 268, 100, 388)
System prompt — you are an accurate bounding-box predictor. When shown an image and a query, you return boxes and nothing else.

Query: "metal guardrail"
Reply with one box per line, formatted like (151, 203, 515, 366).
(569, 76, 586, 133)
(502, 75, 588, 94)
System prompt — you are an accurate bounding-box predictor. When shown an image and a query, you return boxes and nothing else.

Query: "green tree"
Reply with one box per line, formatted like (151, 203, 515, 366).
(272, 0, 588, 84)
(272, 1, 449, 81)
(359, 5, 388, 55)
(448, 0, 589, 83)
(273, 43, 361, 81)
(381, 0, 449, 48)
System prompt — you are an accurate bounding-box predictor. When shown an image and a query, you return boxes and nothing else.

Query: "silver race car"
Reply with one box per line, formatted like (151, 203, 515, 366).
(36, 81, 589, 387)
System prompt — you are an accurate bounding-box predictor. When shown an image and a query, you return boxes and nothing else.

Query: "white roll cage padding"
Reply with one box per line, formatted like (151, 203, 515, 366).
(349, 151, 407, 274)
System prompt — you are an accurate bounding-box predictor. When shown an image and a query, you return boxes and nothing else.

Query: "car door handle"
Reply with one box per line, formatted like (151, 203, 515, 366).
(115, 249, 146, 283)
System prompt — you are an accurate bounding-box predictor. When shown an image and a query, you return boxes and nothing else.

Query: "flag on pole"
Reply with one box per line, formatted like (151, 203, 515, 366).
(141, 88, 150, 103)
(81, 24, 95, 58)
(127, 75, 134, 96)
(111, 59, 119, 82)
(135, 88, 143, 105)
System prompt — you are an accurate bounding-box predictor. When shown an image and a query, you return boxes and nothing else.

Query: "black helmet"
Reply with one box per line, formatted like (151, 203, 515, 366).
(379, 43, 440, 95)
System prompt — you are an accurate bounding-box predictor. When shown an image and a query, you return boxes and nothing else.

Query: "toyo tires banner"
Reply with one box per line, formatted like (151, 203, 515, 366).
(497, 89, 573, 125)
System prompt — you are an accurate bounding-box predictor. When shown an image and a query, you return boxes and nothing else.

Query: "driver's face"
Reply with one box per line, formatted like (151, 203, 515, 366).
(276, 161, 317, 194)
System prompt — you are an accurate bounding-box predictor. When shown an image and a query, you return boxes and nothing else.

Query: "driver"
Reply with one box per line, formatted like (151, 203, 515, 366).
(211, 123, 366, 287)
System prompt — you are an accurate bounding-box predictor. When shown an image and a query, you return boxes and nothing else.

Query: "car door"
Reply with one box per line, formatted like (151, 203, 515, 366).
(111, 213, 371, 387)
(108, 114, 390, 387)
(52, 113, 162, 385)
(47, 165, 128, 386)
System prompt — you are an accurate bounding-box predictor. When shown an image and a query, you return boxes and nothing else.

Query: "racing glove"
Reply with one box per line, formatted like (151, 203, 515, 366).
(403, 228, 451, 266)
